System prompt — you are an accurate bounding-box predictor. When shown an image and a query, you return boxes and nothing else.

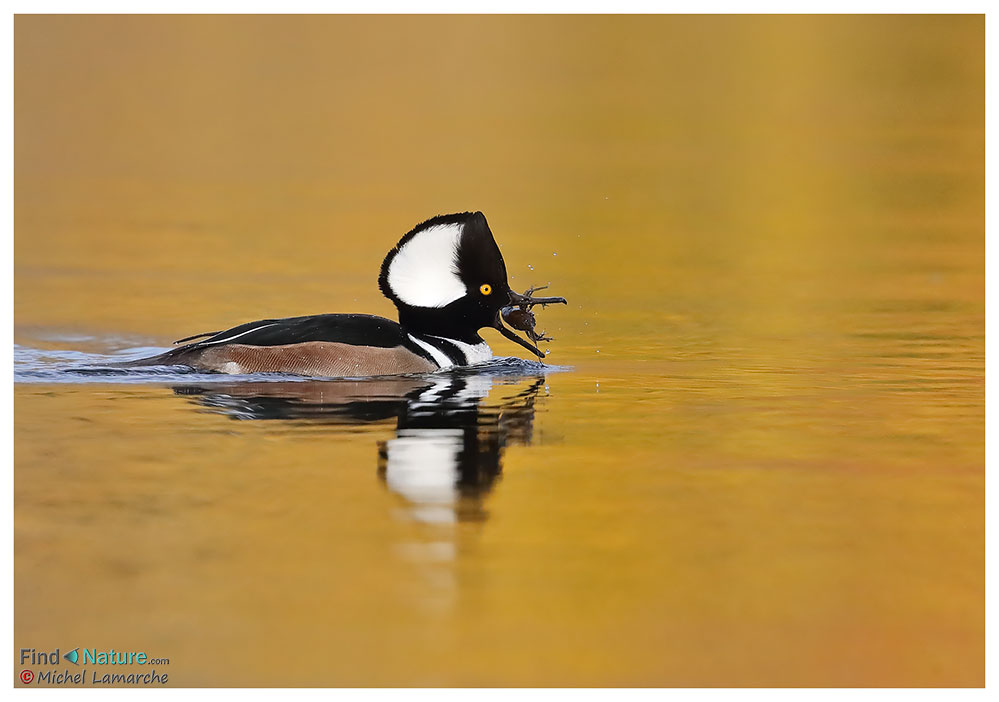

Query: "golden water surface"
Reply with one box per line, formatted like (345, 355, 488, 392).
(14, 15, 983, 686)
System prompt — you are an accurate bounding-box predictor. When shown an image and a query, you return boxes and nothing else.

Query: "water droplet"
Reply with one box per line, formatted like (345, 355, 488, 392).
(544, 349, 551, 356)
(528, 264, 534, 271)
(552, 252, 557, 256)
(596, 349, 600, 353)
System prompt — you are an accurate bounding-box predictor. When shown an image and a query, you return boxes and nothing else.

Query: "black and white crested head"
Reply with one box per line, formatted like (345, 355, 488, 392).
(379, 211, 507, 311)
(378, 211, 567, 360)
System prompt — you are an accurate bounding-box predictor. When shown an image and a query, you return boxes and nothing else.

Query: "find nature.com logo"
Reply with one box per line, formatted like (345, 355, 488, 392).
(19, 647, 170, 686)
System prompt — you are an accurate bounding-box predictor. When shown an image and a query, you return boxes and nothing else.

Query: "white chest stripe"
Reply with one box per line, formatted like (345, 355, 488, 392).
(428, 336, 493, 365)
(408, 334, 453, 369)
(200, 323, 279, 346)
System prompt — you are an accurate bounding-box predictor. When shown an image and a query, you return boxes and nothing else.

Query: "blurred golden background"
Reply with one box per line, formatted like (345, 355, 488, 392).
(15, 15, 983, 686)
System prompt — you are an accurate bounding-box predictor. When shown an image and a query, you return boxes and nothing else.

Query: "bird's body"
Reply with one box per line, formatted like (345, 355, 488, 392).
(123, 212, 565, 377)
(128, 313, 485, 375)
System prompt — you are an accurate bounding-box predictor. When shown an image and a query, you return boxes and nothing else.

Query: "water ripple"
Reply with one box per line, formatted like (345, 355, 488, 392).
(14, 342, 569, 384)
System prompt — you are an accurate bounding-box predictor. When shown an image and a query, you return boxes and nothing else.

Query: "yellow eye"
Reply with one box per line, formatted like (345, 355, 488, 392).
(479, 284, 492, 296)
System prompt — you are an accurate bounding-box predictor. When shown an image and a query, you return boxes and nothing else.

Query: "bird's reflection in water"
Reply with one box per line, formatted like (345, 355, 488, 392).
(174, 372, 547, 611)
(172, 372, 546, 524)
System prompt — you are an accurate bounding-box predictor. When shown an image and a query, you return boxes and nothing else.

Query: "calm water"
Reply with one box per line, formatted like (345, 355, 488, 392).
(14, 15, 983, 686)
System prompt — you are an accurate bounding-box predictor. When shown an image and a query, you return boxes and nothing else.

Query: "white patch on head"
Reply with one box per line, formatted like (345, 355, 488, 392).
(387, 223, 467, 307)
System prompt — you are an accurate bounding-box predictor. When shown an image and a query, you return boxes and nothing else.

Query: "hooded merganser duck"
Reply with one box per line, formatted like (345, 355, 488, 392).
(125, 211, 567, 377)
